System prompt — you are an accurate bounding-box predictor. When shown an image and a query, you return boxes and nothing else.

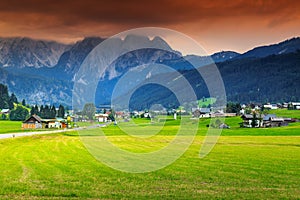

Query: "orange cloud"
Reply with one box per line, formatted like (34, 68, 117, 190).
(0, 0, 299, 53)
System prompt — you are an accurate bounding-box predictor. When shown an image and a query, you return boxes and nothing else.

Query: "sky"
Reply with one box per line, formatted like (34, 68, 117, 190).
(0, 0, 299, 54)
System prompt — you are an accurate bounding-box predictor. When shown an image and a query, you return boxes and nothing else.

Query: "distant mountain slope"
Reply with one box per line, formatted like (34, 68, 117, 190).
(55, 37, 105, 75)
(0, 37, 69, 68)
(237, 37, 300, 59)
(127, 51, 300, 109)
(0, 67, 72, 106)
(0, 36, 299, 106)
(211, 51, 240, 63)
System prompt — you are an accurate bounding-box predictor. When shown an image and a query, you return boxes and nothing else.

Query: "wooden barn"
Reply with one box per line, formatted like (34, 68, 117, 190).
(22, 114, 43, 129)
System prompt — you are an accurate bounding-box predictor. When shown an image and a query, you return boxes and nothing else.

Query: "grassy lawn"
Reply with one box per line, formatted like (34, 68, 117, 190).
(198, 97, 216, 108)
(268, 109, 300, 119)
(0, 115, 299, 199)
(0, 120, 63, 134)
(0, 121, 23, 134)
(0, 109, 299, 199)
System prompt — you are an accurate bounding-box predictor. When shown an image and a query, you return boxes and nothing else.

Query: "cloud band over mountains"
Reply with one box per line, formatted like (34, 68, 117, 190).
(0, 0, 299, 53)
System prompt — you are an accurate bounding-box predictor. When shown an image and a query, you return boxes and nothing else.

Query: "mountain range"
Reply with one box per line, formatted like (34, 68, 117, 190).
(0, 36, 299, 109)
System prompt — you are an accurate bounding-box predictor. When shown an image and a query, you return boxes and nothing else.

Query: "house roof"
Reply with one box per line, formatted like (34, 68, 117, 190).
(241, 114, 253, 119)
(199, 108, 211, 113)
(271, 117, 284, 122)
(263, 114, 276, 121)
(1, 109, 10, 113)
(23, 114, 42, 123)
(191, 108, 199, 112)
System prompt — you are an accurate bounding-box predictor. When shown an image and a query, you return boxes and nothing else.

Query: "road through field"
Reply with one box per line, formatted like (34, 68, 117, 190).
(0, 123, 107, 140)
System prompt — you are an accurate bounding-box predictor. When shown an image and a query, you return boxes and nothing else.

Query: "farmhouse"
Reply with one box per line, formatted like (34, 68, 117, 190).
(22, 114, 43, 129)
(22, 115, 67, 129)
(0, 109, 10, 115)
(241, 113, 295, 128)
(291, 102, 300, 110)
(95, 113, 109, 122)
(262, 114, 289, 127)
(263, 104, 278, 110)
(241, 114, 262, 128)
(192, 108, 210, 118)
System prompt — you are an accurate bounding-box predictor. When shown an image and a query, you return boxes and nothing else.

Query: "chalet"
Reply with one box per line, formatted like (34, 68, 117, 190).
(241, 114, 262, 128)
(262, 114, 288, 127)
(0, 109, 10, 115)
(22, 115, 67, 129)
(47, 118, 67, 128)
(291, 102, 300, 110)
(219, 123, 230, 129)
(22, 114, 43, 129)
(263, 104, 278, 110)
(192, 108, 210, 118)
(241, 113, 294, 128)
(95, 113, 109, 122)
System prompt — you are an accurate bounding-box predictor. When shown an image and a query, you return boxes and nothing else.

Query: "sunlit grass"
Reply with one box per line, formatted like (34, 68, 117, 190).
(0, 131, 299, 199)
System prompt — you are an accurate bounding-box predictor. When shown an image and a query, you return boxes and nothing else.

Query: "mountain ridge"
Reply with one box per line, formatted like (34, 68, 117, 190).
(0, 36, 299, 106)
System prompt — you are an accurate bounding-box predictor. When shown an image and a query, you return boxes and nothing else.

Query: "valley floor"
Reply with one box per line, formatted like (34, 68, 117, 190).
(0, 124, 299, 199)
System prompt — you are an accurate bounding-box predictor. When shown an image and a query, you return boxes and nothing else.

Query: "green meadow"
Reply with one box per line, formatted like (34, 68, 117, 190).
(0, 120, 22, 134)
(0, 109, 299, 199)
(0, 120, 60, 134)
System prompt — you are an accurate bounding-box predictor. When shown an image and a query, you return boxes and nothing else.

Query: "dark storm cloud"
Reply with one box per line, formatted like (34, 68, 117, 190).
(0, 0, 299, 26)
(0, 0, 299, 53)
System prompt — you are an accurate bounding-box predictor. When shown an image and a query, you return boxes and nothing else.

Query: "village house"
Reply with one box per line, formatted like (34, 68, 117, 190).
(262, 114, 291, 127)
(192, 108, 211, 118)
(241, 114, 262, 128)
(95, 113, 109, 122)
(22, 114, 43, 129)
(22, 115, 67, 129)
(241, 113, 295, 128)
(0, 109, 10, 115)
(263, 104, 278, 110)
(291, 102, 300, 110)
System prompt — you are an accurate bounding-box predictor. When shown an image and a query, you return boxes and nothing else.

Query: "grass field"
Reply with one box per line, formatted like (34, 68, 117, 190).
(0, 132, 299, 199)
(0, 110, 300, 199)
(0, 120, 62, 134)
(198, 97, 216, 108)
(0, 121, 23, 134)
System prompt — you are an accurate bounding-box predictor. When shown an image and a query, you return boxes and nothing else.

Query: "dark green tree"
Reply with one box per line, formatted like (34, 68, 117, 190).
(82, 103, 96, 120)
(57, 105, 65, 118)
(0, 84, 9, 109)
(251, 112, 258, 128)
(1, 113, 7, 120)
(10, 106, 29, 121)
(10, 93, 18, 104)
(43, 105, 50, 118)
(30, 106, 35, 116)
(8, 93, 18, 110)
(108, 109, 115, 121)
(21, 99, 26, 106)
(40, 105, 45, 118)
(51, 105, 56, 118)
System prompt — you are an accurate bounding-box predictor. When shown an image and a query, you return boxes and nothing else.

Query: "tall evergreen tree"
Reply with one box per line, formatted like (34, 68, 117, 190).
(34, 105, 39, 116)
(57, 105, 65, 118)
(30, 106, 35, 116)
(44, 105, 50, 118)
(10, 106, 29, 121)
(0, 84, 9, 109)
(40, 105, 45, 118)
(51, 105, 56, 118)
(22, 99, 26, 106)
(10, 93, 18, 104)
(8, 93, 18, 110)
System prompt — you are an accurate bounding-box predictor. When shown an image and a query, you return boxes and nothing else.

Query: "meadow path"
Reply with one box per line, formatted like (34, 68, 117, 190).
(0, 123, 107, 140)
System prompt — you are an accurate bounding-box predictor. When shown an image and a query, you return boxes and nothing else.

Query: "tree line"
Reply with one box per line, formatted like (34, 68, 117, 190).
(1, 83, 66, 121)
(30, 104, 65, 119)
(0, 84, 26, 110)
